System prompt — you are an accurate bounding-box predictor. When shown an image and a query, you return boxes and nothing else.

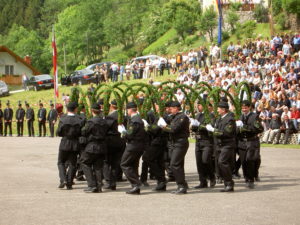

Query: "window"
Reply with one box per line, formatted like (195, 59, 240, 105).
(4, 65, 14, 75)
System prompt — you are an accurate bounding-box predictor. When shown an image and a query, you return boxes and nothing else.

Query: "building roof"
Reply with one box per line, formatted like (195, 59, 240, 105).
(0, 45, 41, 75)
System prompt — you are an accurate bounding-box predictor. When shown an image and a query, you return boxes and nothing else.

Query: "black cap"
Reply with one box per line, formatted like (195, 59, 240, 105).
(98, 99, 104, 105)
(67, 102, 78, 111)
(126, 102, 137, 109)
(170, 101, 181, 108)
(91, 103, 100, 111)
(218, 101, 229, 109)
(110, 99, 117, 106)
(50, 100, 54, 107)
(165, 101, 172, 107)
(241, 100, 251, 107)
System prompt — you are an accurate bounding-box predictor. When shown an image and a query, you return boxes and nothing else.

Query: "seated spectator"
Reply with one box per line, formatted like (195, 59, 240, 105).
(262, 113, 282, 144)
(290, 104, 300, 129)
(259, 107, 271, 131)
(280, 115, 298, 144)
(281, 106, 291, 120)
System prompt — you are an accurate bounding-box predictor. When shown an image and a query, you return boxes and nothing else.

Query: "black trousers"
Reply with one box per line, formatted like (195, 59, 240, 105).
(216, 144, 235, 186)
(80, 151, 105, 188)
(27, 120, 35, 137)
(57, 151, 78, 185)
(39, 121, 46, 136)
(170, 140, 189, 188)
(195, 141, 215, 183)
(106, 150, 124, 186)
(165, 141, 174, 179)
(238, 139, 260, 183)
(4, 122, 12, 136)
(17, 121, 24, 136)
(49, 121, 55, 137)
(121, 144, 144, 187)
(0, 122, 3, 136)
(143, 144, 166, 183)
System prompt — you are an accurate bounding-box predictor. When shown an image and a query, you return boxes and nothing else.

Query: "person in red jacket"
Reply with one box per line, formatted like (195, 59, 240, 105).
(290, 104, 300, 129)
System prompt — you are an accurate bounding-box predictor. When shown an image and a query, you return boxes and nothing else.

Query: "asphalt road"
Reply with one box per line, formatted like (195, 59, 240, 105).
(0, 137, 299, 225)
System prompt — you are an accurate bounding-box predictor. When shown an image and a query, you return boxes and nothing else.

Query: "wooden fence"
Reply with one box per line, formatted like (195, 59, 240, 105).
(0, 75, 22, 85)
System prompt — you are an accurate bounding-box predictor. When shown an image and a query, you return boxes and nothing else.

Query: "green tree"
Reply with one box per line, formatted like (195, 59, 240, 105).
(199, 6, 217, 42)
(227, 10, 239, 32)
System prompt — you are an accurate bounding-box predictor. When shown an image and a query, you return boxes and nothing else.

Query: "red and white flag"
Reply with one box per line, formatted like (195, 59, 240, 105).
(52, 27, 59, 99)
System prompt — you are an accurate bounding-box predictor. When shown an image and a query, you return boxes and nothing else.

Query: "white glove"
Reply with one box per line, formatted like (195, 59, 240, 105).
(206, 124, 215, 132)
(236, 120, 244, 128)
(157, 117, 167, 127)
(117, 125, 126, 134)
(190, 118, 200, 126)
(142, 119, 149, 128)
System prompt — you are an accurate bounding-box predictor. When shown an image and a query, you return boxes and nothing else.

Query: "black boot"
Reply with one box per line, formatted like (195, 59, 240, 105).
(152, 182, 166, 192)
(58, 182, 65, 189)
(126, 186, 140, 195)
(210, 178, 216, 188)
(84, 187, 99, 193)
(171, 187, 187, 195)
(194, 182, 208, 189)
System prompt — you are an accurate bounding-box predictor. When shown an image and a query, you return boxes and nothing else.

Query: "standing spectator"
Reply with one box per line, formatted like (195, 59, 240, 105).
(282, 40, 292, 58)
(3, 101, 13, 137)
(37, 103, 47, 137)
(111, 62, 119, 82)
(25, 103, 35, 137)
(16, 102, 25, 137)
(125, 62, 131, 80)
(48, 102, 58, 138)
(22, 73, 28, 90)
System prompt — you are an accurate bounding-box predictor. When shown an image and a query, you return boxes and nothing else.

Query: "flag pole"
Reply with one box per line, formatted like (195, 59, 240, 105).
(52, 25, 58, 108)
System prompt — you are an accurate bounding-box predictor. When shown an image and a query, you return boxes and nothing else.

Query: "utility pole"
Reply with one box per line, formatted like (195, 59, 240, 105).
(86, 32, 89, 64)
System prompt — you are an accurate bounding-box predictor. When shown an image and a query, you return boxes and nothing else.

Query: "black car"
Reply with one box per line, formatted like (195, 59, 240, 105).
(61, 69, 95, 86)
(26, 75, 54, 91)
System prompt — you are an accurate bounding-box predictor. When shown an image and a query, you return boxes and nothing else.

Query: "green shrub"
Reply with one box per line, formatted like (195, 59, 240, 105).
(222, 30, 230, 42)
(185, 35, 198, 46)
(242, 20, 257, 39)
(275, 12, 288, 30)
(253, 3, 269, 23)
(75, 65, 86, 71)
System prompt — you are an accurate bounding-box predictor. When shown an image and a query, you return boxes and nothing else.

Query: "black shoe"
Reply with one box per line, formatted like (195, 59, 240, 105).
(246, 182, 255, 189)
(232, 173, 241, 179)
(84, 187, 98, 193)
(194, 183, 208, 189)
(255, 176, 261, 182)
(153, 183, 166, 192)
(171, 188, 187, 195)
(210, 179, 216, 188)
(76, 176, 86, 181)
(220, 186, 234, 192)
(58, 182, 65, 189)
(126, 187, 140, 195)
(167, 177, 175, 182)
(103, 184, 116, 190)
(66, 185, 73, 190)
(141, 181, 149, 187)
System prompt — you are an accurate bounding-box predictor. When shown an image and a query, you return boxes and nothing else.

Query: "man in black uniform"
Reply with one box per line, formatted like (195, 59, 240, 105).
(16, 102, 25, 137)
(237, 100, 264, 189)
(191, 102, 216, 189)
(206, 101, 236, 192)
(47, 102, 58, 137)
(0, 101, 3, 136)
(119, 102, 146, 195)
(158, 101, 190, 194)
(104, 100, 126, 190)
(57, 102, 84, 190)
(143, 103, 168, 191)
(25, 103, 35, 137)
(3, 101, 13, 137)
(80, 103, 108, 193)
(37, 103, 47, 137)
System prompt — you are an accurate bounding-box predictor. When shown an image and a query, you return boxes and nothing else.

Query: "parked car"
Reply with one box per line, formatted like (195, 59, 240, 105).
(61, 69, 95, 86)
(0, 81, 9, 96)
(26, 74, 54, 91)
(130, 55, 167, 64)
(86, 62, 112, 71)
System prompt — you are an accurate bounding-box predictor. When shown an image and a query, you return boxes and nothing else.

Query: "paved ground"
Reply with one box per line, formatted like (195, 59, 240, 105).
(0, 137, 299, 225)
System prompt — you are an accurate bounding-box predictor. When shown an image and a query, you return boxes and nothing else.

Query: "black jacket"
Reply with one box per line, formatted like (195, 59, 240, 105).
(237, 112, 264, 140)
(146, 113, 168, 146)
(26, 108, 35, 121)
(47, 109, 58, 122)
(57, 114, 84, 152)
(16, 108, 25, 121)
(269, 118, 281, 130)
(192, 112, 215, 143)
(281, 120, 298, 133)
(163, 112, 190, 141)
(106, 110, 126, 151)
(0, 109, 3, 121)
(38, 108, 47, 122)
(124, 113, 147, 144)
(3, 108, 13, 121)
(82, 116, 108, 154)
(213, 113, 236, 144)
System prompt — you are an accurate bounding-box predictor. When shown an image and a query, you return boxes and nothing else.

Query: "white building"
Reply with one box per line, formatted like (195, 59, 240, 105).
(201, 0, 268, 11)
(0, 46, 40, 84)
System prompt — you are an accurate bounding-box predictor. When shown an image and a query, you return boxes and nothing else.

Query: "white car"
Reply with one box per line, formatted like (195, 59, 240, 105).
(0, 81, 9, 97)
(131, 55, 167, 64)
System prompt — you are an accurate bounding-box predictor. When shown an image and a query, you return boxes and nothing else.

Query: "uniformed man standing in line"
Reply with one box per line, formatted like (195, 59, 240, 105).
(104, 100, 126, 190)
(0, 101, 3, 136)
(118, 102, 146, 195)
(25, 102, 35, 137)
(80, 103, 108, 193)
(3, 101, 13, 137)
(37, 103, 47, 137)
(158, 101, 190, 194)
(143, 103, 168, 192)
(47, 102, 58, 138)
(206, 101, 236, 192)
(191, 102, 216, 189)
(16, 102, 25, 137)
(56, 102, 84, 190)
(236, 100, 264, 189)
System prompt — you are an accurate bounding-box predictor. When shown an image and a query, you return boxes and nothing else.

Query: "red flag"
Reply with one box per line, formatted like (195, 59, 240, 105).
(52, 28, 59, 99)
